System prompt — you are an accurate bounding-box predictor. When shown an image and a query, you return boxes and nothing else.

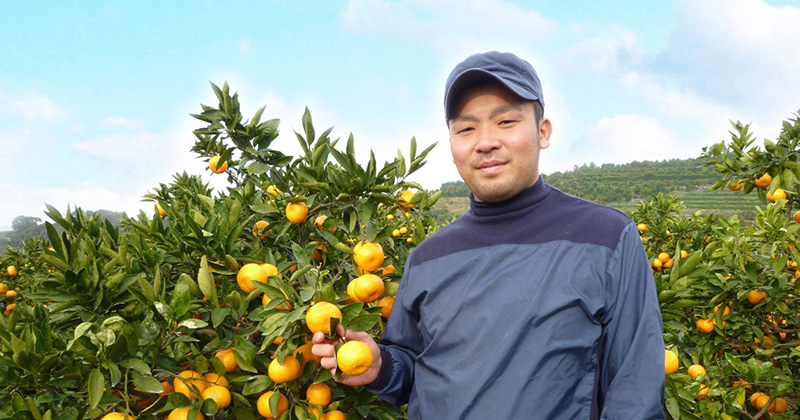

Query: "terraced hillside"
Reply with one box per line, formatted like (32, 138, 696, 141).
(431, 157, 765, 222)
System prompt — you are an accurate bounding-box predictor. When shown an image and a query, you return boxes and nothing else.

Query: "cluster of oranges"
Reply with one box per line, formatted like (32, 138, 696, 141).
(665, 352, 789, 411)
(0, 278, 17, 317)
(729, 173, 792, 204)
(663, 352, 709, 401)
(391, 190, 417, 244)
(695, 303, 730, 334)
(749, 391, 789, 414)
(651, 250, 686, 272)
(728, 173, 800, 229)
(100, 349, 236, 419)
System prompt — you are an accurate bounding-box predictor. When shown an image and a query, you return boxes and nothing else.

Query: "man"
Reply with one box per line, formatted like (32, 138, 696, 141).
(313, 51, 665, 419)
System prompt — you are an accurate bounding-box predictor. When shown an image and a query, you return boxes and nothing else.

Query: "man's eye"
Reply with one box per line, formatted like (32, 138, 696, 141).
(456, 127, 474, 134)
(499, 120, 518, 125)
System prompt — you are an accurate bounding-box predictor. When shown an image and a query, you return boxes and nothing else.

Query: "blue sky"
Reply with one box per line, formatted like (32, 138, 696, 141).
(2, 0, 800, 230)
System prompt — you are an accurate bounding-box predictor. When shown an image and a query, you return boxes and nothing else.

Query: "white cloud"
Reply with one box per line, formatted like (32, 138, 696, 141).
(341, 0, 558, 57)
(74, 131, 164, 164)
(104, 116, 141, 128)
(621, 72, 734, 123)
(0, 92, 64, 122)
(0, 119, 207, 229)
(557, 25, 642, 77)
(566, 114, 681, 167)
(662, 0, 800, 129)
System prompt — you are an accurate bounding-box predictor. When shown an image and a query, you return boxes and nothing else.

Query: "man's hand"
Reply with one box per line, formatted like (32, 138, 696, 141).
(312, 324, 382, 387)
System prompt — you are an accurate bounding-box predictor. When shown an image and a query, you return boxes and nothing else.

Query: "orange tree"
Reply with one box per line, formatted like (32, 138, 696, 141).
(0, 82, 439, 419)
(635, 110, 800, 419)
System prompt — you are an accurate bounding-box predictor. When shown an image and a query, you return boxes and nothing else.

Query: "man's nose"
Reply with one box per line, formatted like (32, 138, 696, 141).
(475, 127, 501, 153)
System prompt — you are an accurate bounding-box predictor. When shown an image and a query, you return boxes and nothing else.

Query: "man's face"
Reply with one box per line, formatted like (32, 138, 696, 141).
(448, 81, 552, 202)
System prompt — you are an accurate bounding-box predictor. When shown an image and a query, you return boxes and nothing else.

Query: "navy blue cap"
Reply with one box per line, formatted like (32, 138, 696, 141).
(444, 51, 544, 120)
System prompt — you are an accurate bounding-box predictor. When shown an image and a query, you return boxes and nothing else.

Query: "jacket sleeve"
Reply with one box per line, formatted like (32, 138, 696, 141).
(599, 222, 666, 419)
(363, 262, 423, 405)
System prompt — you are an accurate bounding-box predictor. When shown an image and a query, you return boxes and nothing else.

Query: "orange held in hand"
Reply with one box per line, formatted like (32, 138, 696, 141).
(337, 341, 373, 376)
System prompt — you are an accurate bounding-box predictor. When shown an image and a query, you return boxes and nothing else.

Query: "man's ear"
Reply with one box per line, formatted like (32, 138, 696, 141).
(538, 118, 552, 150)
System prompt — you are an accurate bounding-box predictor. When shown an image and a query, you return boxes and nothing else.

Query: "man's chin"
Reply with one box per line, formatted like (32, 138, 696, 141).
(472, 185, 515, 203)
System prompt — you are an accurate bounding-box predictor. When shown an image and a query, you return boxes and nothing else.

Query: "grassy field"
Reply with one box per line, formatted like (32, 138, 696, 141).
(433, 187, 764, 221)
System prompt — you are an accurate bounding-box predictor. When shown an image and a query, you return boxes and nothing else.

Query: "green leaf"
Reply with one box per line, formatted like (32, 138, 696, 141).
(346, 134, 355, 161)
(242, 375, 272, 395)
(201, 398, 219, 416)
(137, 274, 156, 302)
(228, 199, 243, 229)
(198, 256, 218, 307)
(177, 319, 208, 329)
(233, 336, 258, 373)
(44, 204, 69, 229)
(11, 392, 26, 413)
(132, 371, 164, 393)
(88, 369, 104, 409)
(345, 313, 381, 332)
(171, 276, 192, 318)
(119, 359, 151, 374)
(291, 242, 311, 268)
(45, 222, 66, 259)
(302, 107, 315, 146)
(211, 307, 231, 328)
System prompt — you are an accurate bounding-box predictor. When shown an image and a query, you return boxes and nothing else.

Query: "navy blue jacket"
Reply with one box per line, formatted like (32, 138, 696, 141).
(366, 179, 665, 419)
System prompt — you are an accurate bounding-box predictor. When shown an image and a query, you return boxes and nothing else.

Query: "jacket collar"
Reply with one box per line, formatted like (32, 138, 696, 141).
(469, 177, 551, 217)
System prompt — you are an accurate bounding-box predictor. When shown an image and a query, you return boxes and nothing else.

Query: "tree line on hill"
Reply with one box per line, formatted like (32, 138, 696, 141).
(439, 157, 719, 204)
(0, 210, 126, 253)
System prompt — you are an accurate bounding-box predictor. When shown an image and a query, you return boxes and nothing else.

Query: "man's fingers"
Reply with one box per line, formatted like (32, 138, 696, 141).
(311, 342, 335, 358)
(320, 356, 338, 371)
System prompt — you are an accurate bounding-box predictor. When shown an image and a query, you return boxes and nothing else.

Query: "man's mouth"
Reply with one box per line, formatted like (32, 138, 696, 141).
(477, 160, 506, 174)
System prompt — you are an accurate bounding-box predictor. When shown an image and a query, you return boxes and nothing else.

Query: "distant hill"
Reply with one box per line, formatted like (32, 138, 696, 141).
(430, 157, 761, 222)
(0, 210, 126, 254)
